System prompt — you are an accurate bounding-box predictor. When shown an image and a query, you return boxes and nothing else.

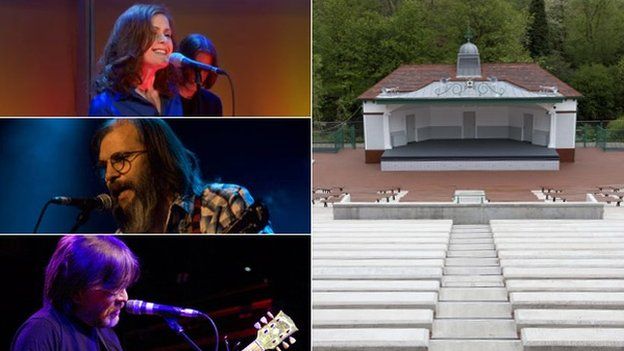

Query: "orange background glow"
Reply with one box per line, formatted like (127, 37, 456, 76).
(0, 0, 310, 116)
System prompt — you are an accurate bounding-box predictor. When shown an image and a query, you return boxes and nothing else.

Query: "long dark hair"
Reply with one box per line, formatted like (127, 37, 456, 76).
(179, 33, 219, 89)
(92, 119, 205, 197)
(95, 4, 177, 96)
(44, 236, 139, 313)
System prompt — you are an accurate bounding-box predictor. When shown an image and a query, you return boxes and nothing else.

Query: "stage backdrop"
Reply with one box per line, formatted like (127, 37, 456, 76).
(0, 0, 310, 116)
(0, 118, 311, 233)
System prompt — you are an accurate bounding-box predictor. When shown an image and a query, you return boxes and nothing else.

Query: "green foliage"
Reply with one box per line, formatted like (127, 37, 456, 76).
(526, 0, 550, 58)
(607, 117, 624, 141)
(313, 0, 624, 122)
(571, 64, 618, 120)
(564, 0, 624, 67)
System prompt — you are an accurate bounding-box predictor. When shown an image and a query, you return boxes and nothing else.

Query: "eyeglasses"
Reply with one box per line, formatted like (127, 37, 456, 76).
(96, 150, 147, 180)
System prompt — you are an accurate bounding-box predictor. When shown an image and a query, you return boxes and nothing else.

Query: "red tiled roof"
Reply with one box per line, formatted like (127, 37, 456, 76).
(358, 63, 581, 100)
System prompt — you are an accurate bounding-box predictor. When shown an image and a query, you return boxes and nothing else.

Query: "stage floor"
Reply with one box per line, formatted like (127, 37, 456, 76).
(382, 139, 559, 161)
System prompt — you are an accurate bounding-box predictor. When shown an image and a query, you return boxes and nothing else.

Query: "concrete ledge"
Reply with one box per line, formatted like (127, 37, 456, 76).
(333, 202, 603, 224)
(314, 266, 443, 280)
(314, 243, 448, 251)
(515, 309, 624, 330)
(313, 328, 429, 350)
(313, 309, 433, 328)
(510, 292, 624, 309)
(313, 291, 438, 309)
(432, 319, 518, 338)
(498, 250, 624, 259)
(314, 250, 447, 259)
(506, 280, 624, 292)
(313, 280, 440, 292)
(500, 259, 624, 268)
(314, 259, 445, 267)
(521, 328, 624, 350)
(313, 237, 449, 244)
(503, 268, 624, 279)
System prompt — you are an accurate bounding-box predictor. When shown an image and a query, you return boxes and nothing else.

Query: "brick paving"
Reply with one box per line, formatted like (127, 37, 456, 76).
(313, 147, 624, 202)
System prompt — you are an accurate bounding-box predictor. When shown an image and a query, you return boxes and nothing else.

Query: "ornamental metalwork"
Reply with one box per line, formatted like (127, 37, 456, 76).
(434, 78, 506, 97)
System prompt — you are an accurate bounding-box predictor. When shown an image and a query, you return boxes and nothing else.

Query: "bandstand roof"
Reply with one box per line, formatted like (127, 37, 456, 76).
(358, 63, 581, 102)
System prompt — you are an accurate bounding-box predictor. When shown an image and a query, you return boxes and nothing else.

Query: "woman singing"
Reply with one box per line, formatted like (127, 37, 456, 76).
(89, 4, 182, 116)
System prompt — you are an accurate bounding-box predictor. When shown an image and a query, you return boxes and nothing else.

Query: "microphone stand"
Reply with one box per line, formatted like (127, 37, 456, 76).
(164, 317, 203, 351)
(69, 207, 93, 233)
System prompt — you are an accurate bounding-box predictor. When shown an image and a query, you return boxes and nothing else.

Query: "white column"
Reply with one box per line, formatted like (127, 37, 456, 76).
(382, 112, 391, 149)
(548, 108, 556, 148)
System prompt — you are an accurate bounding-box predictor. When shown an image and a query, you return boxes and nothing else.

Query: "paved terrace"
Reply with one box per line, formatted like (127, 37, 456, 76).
(313, 147, 624, 202)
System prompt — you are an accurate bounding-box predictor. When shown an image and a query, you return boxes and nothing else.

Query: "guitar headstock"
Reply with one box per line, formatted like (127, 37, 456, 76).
(253, 311, 298, 351)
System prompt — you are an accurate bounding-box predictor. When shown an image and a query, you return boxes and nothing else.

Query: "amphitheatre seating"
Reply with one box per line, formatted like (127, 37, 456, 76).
(312, 217, 452, 350)
(491, 219, 624, 350)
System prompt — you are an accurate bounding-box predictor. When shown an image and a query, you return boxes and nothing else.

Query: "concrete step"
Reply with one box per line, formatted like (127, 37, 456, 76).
(521, 328, 624, 350)
(313, 291, 438, 309)
(500, 259, 624, 268)
(515, 309, 624, 330)
(447, 250, 497, 258)
(313, 328, 429, 350)
(498, 250, 624, 259)
(510, 292, 624, 309)
(313, 243, 447, 251)
(444, 267, 502, 275)
(496, 243, 624, 250)
(448, 233, 493, 239)
(314, 232, 450, 238)
(313, 280, 440, 292)
(313, 309, 433, 328)
(445, 258, 499, 266)
(448, 244, 495, 250)
(314, 250, 446, 259)
(442, 275, 504, 287)
(314, 237, 449, 244)
(503, 267, 624, 279)
(432, 319, 518, 339)
(314, 259, 444, 267)
(314, 266, 442, 280)
(449, 238, 494, 244)
(494, 232, 624, 238)
(495, 238, 624, 244)
(506, 279, 624, 292)
(428, 340, 522, 351)
(436, 302, 512, 318)
(439, 288, 508, 301)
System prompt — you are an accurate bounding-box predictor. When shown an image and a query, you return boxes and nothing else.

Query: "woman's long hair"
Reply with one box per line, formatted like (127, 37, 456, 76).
(94, 4, 178, 96)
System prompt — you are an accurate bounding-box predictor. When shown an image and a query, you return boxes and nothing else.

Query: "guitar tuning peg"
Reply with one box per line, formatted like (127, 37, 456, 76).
(276, 347, 281, 351)
(289, 337, 296, 344)
(260, 316, 268, 324)
(267, 311, 274, 319)
(282, 341, 289, 349)
(254, 322, 261, 330)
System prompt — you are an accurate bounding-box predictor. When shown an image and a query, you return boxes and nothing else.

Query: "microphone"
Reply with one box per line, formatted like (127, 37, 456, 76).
(125, 300, 204, 318)
(50, 194, 113, 211)
(169, 52, 227, 75)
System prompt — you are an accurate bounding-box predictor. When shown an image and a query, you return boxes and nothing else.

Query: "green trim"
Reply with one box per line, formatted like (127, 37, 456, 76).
(373, 97, 565, 105)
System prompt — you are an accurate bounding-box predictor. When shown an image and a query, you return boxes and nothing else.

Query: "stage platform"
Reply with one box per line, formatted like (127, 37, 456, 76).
(381, 139, 560, 171)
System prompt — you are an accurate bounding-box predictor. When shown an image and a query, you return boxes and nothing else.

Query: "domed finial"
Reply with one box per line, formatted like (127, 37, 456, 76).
(464, 28, 474, 43)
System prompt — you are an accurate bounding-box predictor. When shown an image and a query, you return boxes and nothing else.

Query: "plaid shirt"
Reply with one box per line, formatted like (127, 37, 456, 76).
(165, 183, 273, 233)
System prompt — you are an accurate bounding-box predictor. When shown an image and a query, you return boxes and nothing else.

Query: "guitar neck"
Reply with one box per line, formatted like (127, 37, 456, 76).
(241, 341, 264, 351)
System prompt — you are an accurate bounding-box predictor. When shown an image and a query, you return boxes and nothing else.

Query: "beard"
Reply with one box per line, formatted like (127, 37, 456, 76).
(110, 169, 163, 233)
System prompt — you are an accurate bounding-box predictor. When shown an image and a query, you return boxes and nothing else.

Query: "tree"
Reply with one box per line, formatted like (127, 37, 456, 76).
(526, 0, 550, 58)
(571, 64, 618, 121)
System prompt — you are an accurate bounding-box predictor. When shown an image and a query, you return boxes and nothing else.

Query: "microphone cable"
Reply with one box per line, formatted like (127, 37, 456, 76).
(223, 72, 235, 116)
(33, 200, 52, 233)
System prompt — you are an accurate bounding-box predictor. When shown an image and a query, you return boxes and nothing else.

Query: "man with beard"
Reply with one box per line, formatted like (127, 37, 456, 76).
(93, 119, 272, 233)
(11, 235, 139, 351)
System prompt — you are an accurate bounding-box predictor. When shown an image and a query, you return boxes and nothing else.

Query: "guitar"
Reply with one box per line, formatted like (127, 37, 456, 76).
(242, 311, 298, 351)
